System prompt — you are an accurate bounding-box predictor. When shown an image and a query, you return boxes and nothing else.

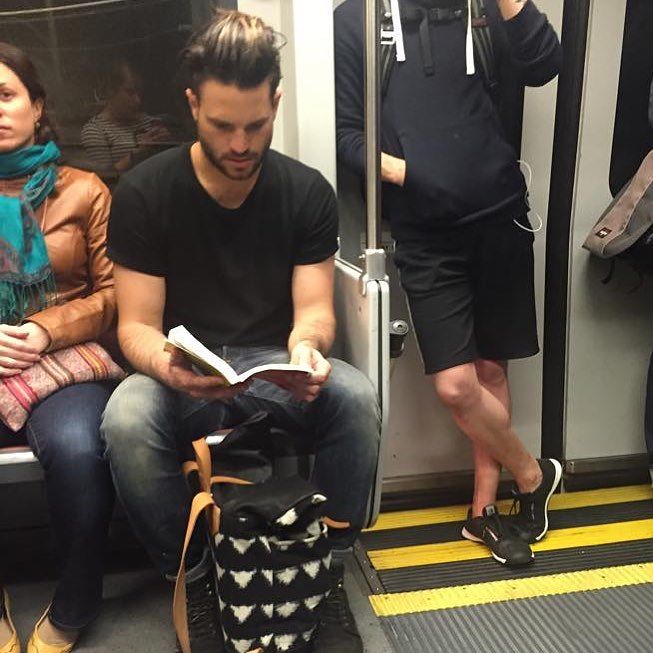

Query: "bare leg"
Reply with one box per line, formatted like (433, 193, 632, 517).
(433, 362, 542, 495)
(471, 360, 511, 516)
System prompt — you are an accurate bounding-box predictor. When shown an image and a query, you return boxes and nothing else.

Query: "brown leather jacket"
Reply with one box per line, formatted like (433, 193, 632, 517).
(0, 166, 115, 351)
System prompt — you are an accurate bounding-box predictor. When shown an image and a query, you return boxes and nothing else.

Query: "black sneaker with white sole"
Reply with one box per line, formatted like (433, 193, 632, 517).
(462, 505, 534, 568)
(509, 458, 563, 544)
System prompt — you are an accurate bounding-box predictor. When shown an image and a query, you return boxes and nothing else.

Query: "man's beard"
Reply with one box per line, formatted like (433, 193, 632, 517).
(198, 132, 272, 181)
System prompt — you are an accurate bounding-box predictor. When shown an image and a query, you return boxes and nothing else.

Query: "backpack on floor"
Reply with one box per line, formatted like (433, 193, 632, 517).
(173, 413, 332, 653)
(583, 150, 653, 282)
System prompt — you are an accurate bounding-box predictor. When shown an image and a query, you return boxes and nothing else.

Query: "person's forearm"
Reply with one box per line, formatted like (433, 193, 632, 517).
(118, 321, 168, 380)
(288, 316, 336, 356)
(497, 0, 528, 21)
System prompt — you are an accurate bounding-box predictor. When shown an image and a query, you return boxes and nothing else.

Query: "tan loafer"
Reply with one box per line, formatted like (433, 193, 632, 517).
(26, 610, 74, 653)
(0, 589, 20, 653)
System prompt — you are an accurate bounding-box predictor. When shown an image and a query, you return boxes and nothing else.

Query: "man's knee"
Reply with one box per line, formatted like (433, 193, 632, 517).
(433, 364, 481, 411)
(324, 360, 380, 430)
(475, 359, 507, 389)
(101, 373, 173, 454)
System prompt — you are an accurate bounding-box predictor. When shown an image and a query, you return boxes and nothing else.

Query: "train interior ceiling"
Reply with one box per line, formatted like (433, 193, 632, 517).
(2, 0, 653, 652)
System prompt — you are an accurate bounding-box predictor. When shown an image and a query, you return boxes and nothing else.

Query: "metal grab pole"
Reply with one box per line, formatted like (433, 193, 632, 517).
(365, 0, 381, 250)
(362, 0, 387, 289)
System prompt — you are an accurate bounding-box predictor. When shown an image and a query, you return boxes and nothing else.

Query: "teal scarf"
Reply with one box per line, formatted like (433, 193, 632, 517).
(0, 141, 60, 325)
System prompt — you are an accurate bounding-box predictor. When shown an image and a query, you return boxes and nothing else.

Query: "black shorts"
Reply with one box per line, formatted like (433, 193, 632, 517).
(394, 217, 539, 375)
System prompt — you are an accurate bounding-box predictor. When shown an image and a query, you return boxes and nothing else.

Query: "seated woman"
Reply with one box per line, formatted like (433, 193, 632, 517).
(80, 60, 172, 178)
(0, 43, 116, 653)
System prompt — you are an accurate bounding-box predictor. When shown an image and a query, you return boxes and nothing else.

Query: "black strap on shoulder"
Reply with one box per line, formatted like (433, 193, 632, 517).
(380, 0, 396, 98)
(470, 0, 499, 97)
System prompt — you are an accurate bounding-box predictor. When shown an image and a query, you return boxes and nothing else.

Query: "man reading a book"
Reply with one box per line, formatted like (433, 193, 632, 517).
(101, 10, 379, 653)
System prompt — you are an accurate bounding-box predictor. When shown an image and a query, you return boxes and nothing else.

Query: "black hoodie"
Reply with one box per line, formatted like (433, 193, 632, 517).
(334, 0, 562, 240)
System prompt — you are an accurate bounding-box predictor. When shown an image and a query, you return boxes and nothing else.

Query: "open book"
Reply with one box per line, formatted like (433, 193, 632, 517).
(165, 325, 312, 386)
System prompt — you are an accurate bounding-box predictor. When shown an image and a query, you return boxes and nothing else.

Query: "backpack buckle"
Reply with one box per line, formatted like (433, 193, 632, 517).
(380, 28, 396, 46)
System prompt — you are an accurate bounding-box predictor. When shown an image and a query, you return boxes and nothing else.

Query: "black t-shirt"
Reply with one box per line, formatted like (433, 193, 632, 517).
(107, 144, 338, 348)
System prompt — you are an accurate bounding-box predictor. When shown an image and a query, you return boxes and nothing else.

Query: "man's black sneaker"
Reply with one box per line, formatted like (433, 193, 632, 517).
(462, 505, 534, 567)
(509, 458, 563, 544)
(175, 569, 224, 653)
(312, 559, 363, 653)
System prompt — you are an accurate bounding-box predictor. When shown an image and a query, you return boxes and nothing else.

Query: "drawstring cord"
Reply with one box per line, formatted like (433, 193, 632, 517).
(466, 0, 475, 75)
(390, 0, 406, 62)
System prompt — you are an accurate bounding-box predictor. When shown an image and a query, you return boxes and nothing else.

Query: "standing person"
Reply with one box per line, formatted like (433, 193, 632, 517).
(335, 0, 562, 567)
(101, 10, 379, 653)
(0, 43, 116, 653)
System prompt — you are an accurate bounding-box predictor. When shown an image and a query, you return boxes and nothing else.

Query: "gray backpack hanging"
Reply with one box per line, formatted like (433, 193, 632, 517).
(583, 150, 653, 275)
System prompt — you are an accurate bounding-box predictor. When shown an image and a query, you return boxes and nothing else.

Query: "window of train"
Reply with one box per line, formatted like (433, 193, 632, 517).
(610, 0, 653, 196)
(0, 0, 227, 187)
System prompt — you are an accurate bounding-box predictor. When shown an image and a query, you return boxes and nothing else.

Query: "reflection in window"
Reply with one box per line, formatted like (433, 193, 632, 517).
(610, 0, 653, 196)
(0, 0, 216, 185)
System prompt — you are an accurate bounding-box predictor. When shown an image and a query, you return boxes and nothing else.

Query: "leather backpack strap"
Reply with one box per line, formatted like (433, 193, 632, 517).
(192, 438, 213, 494)
(172, 491, 221, 653)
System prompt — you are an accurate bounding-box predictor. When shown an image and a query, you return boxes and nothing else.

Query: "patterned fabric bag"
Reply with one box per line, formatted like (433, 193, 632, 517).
(0, 341, 125, 431)
(174, 414, 331, 653)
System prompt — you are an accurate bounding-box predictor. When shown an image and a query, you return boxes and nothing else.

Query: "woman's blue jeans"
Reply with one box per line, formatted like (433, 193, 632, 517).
(0, 382, 115, 630)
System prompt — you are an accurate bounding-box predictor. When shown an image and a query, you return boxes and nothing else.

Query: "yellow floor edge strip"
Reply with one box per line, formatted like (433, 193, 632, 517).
(369, 561, 653, 617)
(368, 485, 653, 532)
(369, 518, 653, 570)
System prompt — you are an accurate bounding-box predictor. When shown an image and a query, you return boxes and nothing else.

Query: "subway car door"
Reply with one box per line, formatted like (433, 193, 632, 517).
(547, 0, 653, 483)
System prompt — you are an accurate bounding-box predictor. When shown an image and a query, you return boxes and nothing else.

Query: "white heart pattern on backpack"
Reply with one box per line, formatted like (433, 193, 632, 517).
(230, 639, 255, 653)
(275, 602, 299, 618)
(303, 594, 324, 611)
(231, 538, 255, 555)
(301, 561, 321, 579)
(275, 567, 299, 586)
(230, 570, 256, 589)
(230, 605, 255, 624)
(276, 508, 298, 526)
(274, 634, 298, 652)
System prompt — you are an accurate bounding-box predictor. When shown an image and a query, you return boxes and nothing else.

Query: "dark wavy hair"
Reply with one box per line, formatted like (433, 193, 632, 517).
(180, 9, 283, 101)
(0, 42, 57, 144)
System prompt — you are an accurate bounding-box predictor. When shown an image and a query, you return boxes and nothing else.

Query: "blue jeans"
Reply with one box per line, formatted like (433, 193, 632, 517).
(101, 346, 380, 578)
(0, 382, 115, 630)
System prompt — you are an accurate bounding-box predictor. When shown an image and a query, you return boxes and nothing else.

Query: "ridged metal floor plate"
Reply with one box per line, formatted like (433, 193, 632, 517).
(362, 499, 653, 550)
(378, 538, 653, 593)
(379, 583, 653, 653)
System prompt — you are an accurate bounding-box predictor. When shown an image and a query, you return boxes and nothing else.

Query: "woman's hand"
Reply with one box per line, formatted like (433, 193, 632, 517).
(20, 322, 51, 353)
(0, 323, 48, 376)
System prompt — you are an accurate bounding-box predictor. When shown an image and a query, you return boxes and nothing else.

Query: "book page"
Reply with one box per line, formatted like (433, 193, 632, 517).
(236, 363, 313, 384)
(166, 326, 238, 385)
